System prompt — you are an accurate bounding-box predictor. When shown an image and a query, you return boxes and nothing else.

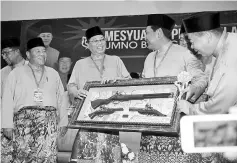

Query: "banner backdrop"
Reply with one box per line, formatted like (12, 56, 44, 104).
(1, 10, 237, 73)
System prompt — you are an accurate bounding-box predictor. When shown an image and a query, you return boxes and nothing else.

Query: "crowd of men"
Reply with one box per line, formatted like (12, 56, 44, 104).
(1, 11, 237, 163)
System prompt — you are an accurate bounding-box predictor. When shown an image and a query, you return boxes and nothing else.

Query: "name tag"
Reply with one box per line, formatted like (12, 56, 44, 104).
(34, 89, 43, 104)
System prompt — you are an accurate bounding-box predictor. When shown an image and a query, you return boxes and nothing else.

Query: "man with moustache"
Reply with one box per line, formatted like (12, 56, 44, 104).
(1, 37, 68, 162)
(38, 25, 59, 70)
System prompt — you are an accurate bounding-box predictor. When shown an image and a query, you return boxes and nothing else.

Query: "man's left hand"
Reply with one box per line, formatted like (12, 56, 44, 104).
(184, 85, 205, 102)
(101, 77, 117, 84)
(177, 100, 192, 115)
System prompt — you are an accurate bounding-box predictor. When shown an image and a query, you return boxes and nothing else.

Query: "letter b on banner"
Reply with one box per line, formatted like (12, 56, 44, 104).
(141, 41, 147, 49)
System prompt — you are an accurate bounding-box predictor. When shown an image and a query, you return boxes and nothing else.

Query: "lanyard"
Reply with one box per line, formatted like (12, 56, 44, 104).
(90, 55, 106, 78)
(153, 43, 173, 77)
(28, 64, 45, 89)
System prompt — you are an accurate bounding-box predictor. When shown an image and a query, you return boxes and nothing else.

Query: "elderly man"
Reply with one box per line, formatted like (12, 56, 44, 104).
(179, 11, 237, 162)
(1, 37, 28, 98)
(180, 23, 216, 83)
(38, 25, 59, 70)
(142, 14, 208, 102)
(179, 12, 237, 115)
(1, 37, 68, 162)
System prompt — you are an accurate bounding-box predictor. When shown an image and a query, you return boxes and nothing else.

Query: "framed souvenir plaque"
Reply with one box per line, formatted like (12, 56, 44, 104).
(68, 76, 181, 136)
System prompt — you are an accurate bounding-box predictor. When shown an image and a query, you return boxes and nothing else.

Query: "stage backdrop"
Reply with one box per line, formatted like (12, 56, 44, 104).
(1, 10, 237, 74)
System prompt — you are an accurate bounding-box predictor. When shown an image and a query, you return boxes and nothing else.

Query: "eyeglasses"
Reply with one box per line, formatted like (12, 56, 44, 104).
(89, 38, 106, 44)
(1, 49, 15, 57)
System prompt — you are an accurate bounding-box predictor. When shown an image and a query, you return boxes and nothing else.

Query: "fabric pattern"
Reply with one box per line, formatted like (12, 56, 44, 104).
(1, 106, 58, 163)
(139, 135, 219, 163)
(71, 133, 228, 163)
(1, 131, 13, 163)
(73, 130, 122, 163)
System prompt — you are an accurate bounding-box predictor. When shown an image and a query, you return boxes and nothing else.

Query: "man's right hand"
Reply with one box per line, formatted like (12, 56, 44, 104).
(75, 89, 88, 100)
(2, 128, 13, 140)
(69, 89, 88, 105)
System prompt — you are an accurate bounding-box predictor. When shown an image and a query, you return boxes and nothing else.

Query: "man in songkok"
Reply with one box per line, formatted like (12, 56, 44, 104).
(140, 13, 214, 163)
(38, 25, 59, 70)
(179, 12, 237, 116)
(68, 25, 130, 163)
(1, 37, 68, 162)
(180, 22, 216, 83)
(1, 37, 28, 98)
(67, 25, 130, 102)
(142, 14, 208, 102)
(1, 37, 29, 163)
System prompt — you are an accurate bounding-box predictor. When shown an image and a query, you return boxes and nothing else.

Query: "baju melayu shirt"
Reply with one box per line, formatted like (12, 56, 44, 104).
(1, 59, 28, 98)
(142, 42, 208, 90)
(1, 65, 68, 128)
(189, 31, 237, 114)
(68, 54, 130, 90)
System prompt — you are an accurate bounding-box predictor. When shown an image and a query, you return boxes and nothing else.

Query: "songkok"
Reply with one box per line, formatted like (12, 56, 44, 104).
(182, 12, 220, 33)
(40, 25, 52, 34)
(27, 37, 45, 51)
(1, 37, 20, 50)
(147, 14, 175, 31)
(180, 23, 185, 34)
(58, 48, 72, 60)
(85, 26, 103, 40)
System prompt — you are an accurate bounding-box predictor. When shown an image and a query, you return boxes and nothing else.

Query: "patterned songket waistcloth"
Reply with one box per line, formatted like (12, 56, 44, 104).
(70, 132, 231, 163)
(1, 106, 58, 163)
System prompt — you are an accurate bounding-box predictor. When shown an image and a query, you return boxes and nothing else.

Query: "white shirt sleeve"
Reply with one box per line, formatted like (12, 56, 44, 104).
(1, 71, 16, 128)
(191, 68, 237, 115)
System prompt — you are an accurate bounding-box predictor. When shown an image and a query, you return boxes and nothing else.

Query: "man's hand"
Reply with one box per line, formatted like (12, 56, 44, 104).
(68, 84, 88, 101)
(183, 85, 205, 102)
(101, 77, 117, 84)
(177, 100, 192, 115)
(68, 89, 88, 105)
(76, 89, 88, 99)
(2, 128, 13, 140)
